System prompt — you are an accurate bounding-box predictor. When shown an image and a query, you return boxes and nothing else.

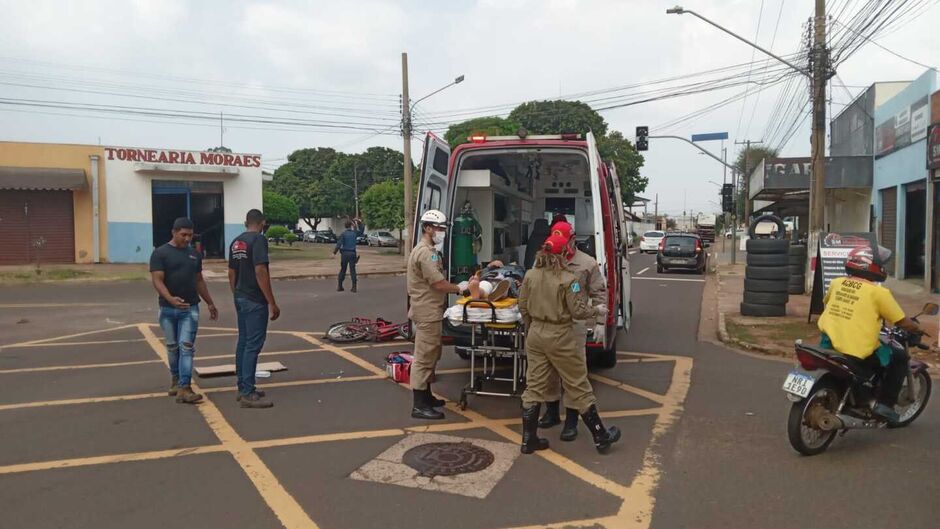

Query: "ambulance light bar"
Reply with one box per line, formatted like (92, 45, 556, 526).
(467, 133, 582, 143)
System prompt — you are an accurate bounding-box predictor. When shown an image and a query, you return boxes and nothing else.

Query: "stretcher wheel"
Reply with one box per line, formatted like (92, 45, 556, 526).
(458, 391, 468, 410)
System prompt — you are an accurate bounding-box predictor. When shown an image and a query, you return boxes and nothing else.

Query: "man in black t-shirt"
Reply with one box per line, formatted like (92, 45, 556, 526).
(228, 209, 280, 409)
(150, 217, 219, 404)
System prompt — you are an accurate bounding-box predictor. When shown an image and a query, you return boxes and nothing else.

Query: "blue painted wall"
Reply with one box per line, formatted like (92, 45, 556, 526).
(224, 224, 244, 258)
(107, 222, 153, 263)
(871, 70, 938, 279)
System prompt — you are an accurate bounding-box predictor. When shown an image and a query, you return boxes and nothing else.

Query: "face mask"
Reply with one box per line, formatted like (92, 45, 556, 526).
(433, 231, 446, 245)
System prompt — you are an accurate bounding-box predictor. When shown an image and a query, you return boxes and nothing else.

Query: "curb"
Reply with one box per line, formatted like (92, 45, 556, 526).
(274, 270, 406, 281)
(714, 263, 786, 357)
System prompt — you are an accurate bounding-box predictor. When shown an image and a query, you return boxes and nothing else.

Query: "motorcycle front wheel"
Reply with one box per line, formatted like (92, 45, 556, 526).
(787, 380, 840, 456)
(324, 322, 370, 343)
(889, 370, 932, 428)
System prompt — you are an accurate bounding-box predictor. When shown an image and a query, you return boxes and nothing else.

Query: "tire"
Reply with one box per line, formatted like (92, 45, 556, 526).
(789, 244, 807, 257)
(745, 266, 790, 280)
(789, 274, 806, 287)
(789, 254, 807, 266)
(788, 379, 841, 456)
(788, 264, 804, 275)
(744, 279, 788, 293)
(324, 322, 370, 343)
(746, 238, 790, 254)
(743, 291, 789, 305)
(592, 331, 618, 369)
(455, 347, 471, 360)
(789, 283, 806, 295)
(747, 253, 788, 266)
(657, 264, 665, 273)
(398, 321, 413, 342)
(888, 370, 932, 428)
(740, 302, 786, 317)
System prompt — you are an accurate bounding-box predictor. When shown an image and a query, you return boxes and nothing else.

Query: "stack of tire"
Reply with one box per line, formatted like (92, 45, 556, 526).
(788, 244, 807, 294)
(742, 215, 789, 317)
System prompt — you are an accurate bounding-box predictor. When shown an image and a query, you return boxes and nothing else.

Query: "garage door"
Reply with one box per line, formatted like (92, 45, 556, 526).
(0, 190, 75, 265)
(880, 187, 897, 275)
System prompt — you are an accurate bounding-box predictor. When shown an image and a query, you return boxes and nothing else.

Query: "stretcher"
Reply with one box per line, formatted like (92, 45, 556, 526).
(447, 297, 526, 410)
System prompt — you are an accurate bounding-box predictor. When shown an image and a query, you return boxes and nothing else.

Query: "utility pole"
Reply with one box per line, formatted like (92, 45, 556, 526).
(735, 139, 763, 221)
(219, 112, 224, 148)
(353, 165, 360, 219)
(654, 193, 659, 229)
(809, 0, 828, 235)
(401, 52, 413, 263)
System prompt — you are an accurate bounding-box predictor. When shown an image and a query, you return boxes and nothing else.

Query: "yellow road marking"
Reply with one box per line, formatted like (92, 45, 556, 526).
(294, 333, 387, 376)
(201, 374, 384, 394)
(589, 373, 668, 405)
(0, 391, 166, 412)
(197, 349, 324, 362)
(617, 358, 673, 364)
(0, 445, 227, 475)
(1, 323, 137, 349)
(0, 303, 110, 309)
(138, 324, 318, 529)
(10, 338, 146, 348)
(0, 359, 162, 374)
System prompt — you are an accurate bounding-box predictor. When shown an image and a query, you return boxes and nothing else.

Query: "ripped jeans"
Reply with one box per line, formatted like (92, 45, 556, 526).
(159, 304, 200, 387)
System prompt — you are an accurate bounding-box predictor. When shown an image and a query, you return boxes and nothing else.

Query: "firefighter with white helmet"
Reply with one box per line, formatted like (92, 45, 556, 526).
(407, 209, 464, 420)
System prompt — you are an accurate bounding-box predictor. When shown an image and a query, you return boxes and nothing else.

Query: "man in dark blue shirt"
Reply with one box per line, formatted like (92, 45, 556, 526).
(333, 218, 362, 292)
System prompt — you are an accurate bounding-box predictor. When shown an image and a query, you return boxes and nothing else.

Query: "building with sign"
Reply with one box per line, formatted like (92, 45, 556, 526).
(104, 146, 264, 262)
(928, 90, 940, 291)
(0, 141, 264, 265)
(872, 69, 939, 283)
(0, 142, 106, 265)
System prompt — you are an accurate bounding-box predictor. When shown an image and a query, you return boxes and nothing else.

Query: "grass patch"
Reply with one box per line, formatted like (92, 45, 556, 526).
(268, 243, 332, 261)
(726, 320, 757, 343)
(0, 269, 92, 282)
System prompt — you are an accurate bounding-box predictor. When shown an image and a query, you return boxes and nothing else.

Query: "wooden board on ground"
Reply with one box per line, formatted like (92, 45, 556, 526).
(196, 361, 287, 377)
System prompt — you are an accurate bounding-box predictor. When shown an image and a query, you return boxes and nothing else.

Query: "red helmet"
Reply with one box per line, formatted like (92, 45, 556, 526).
(845, 245, 892, 282)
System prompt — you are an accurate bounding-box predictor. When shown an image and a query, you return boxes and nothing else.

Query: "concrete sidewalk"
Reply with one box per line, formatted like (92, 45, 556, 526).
(711, 245, 940, 363)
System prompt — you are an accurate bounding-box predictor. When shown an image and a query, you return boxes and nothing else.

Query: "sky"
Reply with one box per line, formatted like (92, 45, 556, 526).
(0, 0, 937, 215)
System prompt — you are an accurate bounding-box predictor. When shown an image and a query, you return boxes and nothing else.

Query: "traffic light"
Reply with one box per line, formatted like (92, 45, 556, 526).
(721, 183, 734, 213)
(636, 126, 648, 151)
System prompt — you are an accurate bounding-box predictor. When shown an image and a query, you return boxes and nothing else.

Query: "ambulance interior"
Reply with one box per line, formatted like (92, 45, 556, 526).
(448, 149, 597, 281)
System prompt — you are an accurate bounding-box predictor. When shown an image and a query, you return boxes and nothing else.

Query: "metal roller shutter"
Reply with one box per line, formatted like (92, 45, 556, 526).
(0, 190, 75, 265)
(880, 187, 897, 275)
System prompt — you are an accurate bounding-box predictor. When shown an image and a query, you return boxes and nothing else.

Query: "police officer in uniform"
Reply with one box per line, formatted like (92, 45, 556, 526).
(518, 234, 621, 454)
(538, 221, 607, 441)
(407, 209, 465, 420)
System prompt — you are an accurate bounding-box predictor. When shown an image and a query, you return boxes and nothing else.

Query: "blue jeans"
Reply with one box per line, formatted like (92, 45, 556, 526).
(158, 305, 200, 387)
(235, 297, 268, 395)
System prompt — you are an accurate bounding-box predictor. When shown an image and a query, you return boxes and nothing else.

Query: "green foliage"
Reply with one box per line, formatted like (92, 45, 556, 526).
(262, 191, 299, 225)
(734, 146, 779, 176)
(360, 180, 406, 232)
(508, 100, 608, 136)
(265, 225, 290, 243)
(597, 130, 647, 203)
(444, 116, 521, 148)
(284, 233, 299, 246)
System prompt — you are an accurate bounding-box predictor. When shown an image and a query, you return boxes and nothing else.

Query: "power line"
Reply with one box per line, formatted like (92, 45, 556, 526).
(831, 18, 938, 70)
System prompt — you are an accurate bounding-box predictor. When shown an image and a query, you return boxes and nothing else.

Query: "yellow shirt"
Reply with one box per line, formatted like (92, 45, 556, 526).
(817, 276, 905, 359)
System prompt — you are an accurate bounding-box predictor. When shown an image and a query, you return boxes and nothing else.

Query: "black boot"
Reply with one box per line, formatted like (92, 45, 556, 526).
(411, 389, 444, 420)
(538, 400, 561, 428)
(521, 404, 550, 454)
(560, 408, 579, 441)
(337, 280, 344, 292)
(351, 282, 358, 293)
(580, 405, 621, 453)
(425, 385, 445, 407)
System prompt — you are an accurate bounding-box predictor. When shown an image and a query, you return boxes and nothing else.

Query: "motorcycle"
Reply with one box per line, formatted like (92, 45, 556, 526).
(783, 302, 938, 456)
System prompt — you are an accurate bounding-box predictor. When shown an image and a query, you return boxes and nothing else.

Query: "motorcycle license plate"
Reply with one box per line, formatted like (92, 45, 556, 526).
(782, 371, 814, 398)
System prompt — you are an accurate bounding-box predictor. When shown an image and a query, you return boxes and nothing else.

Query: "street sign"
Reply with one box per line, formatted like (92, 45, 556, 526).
(691, 132, 729, 142)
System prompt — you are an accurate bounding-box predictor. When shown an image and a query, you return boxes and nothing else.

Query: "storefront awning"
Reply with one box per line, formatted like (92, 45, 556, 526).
(0, 166, 87, 190)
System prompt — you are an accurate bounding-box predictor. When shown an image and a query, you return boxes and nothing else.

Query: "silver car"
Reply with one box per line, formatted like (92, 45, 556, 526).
(367, 231, 399, 247)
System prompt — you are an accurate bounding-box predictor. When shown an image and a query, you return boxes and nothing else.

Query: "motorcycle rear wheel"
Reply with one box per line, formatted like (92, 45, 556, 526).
(889, 371, 932, 428)
(788, 381, 840, 456)
(325, 322, 371, 343)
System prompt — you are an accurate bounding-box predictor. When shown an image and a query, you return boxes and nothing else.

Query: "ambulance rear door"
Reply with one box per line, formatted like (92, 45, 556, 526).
(607, 161, 632, 330)
(413, 132, 452, 247)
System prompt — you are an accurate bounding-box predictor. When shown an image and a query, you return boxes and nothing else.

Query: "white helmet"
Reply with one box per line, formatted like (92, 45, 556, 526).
(420, 209, 447, 227)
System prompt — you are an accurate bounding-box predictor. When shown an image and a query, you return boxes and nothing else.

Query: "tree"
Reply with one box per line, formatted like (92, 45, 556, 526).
(360, 179, 407, 253)
(269, 147, 351, 230)
(262, 191, 299, 226)
(444, 116, 521, 148)
(508, 100, 608, 136)
(733, 146, 779, 177)
(597, 131, 647, 203)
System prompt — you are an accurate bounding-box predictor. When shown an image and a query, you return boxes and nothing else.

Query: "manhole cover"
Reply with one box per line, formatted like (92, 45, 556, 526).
(402, 442, 495, 477)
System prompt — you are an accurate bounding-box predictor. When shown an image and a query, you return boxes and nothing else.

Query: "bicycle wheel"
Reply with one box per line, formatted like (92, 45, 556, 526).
(325, 322, 370, 343)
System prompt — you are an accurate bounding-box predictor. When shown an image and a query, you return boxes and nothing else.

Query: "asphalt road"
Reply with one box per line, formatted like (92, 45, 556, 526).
(0, 251, 937, 529)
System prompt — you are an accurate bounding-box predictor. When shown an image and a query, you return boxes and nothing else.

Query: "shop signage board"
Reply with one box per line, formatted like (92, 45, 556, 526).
(875, 96, 930, 158)
(808, 232, 879, 319)
(929, 125, 940, 171)
(104, 147, 262, 168)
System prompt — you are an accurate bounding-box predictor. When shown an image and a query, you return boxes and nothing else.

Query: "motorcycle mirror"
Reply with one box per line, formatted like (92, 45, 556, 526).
(922, 302, 939, 316)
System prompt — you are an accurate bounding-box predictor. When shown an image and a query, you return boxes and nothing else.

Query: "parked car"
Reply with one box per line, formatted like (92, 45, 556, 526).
(724, 228, 747, 239)
(639, 230, 665, 253)
(356, 233, 369, 245)
(657, 232, 708, 274)
(304, 230, 336, 243)
(368, 231, 399, 247)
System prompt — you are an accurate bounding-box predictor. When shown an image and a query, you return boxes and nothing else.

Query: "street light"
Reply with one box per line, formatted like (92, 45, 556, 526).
(708, 180, 722, 188)
(410, 74, 466, 114)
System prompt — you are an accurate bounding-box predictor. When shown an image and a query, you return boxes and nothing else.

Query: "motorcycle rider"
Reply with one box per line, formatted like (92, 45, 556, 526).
(817, 245, 922, 423)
